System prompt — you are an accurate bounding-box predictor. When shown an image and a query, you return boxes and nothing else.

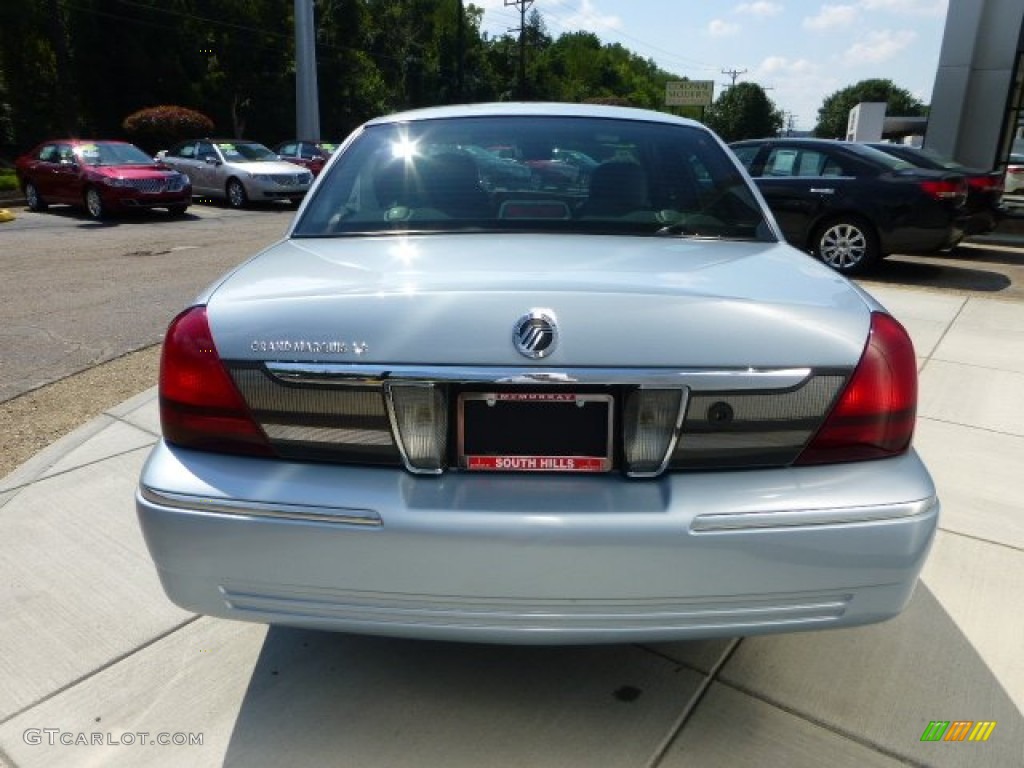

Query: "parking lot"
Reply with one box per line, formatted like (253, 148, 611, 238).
(0, 205, 1022, 766)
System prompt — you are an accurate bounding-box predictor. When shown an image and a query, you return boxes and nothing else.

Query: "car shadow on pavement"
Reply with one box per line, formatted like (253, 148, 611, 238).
(219, 584, 1023, 767)
(866, 257, 1012, 293)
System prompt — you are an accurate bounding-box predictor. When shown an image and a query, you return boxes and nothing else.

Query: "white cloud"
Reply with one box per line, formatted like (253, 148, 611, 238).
(734, 1, 784, 17)
(843, 28, 917, 64)
(803, 4, 859, 30)
(760, 56, 816, 76)
(859, 0, 948, 17)
(550, 0, 624, 33)
(708, 19, 740, 37)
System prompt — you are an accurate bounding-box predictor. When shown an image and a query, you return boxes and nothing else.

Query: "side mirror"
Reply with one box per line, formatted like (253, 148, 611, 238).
(204, 156, 221, 166)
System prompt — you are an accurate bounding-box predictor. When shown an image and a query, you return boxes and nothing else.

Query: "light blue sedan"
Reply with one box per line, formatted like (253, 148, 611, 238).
(137, 103, 939, 644)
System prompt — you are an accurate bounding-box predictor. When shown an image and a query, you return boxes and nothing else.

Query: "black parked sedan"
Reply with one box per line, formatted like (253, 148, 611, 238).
(866, 142, 1003, 236)
(731, 138, 968, 274)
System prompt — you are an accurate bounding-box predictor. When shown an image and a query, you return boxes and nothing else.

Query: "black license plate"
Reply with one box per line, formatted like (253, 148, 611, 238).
(458, 392, 614, 472)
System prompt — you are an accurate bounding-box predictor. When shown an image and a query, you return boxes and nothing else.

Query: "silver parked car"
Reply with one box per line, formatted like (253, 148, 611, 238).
(137, 103, 939, 645)
(160, 138, 313, 207)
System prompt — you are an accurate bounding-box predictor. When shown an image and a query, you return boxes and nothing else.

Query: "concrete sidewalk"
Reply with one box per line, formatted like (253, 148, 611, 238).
(0, 283, 1022, 767)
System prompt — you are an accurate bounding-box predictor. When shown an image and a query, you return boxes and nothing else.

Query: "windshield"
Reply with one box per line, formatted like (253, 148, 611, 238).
(294, 115, 772, 241)
(216, 142, 277, 162)
(76, 142, 154, 166)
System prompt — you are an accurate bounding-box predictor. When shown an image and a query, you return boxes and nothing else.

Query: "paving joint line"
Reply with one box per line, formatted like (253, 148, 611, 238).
(644, 637, 743, 768)
(915, 294, 968, 376)
(716, 677, 930, 767)
(917, 414, 1024, 441)
(0, 742, 19, 768)
(0, 616, 202, 729)
(937, 526, 1024, 555)
(0, 444, 156, 496)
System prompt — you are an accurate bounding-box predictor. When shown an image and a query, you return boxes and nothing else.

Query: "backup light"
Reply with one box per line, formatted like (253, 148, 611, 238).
(385, 383, 448, 473)
(624, 389, 685, 476)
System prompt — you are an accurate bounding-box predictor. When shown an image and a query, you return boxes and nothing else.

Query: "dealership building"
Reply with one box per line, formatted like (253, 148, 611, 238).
(926, 0, 1024, 169)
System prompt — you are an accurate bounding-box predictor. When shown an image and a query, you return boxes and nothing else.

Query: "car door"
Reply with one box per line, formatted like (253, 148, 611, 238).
(52, 143, 83, 203)
(746, 145, 850, 247)
(26, 144, 62, 200)
(194, 141, 224, 195)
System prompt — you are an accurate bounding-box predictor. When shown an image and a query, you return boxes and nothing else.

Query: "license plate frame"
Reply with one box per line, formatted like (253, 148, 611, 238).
(458, 392, 614, 473)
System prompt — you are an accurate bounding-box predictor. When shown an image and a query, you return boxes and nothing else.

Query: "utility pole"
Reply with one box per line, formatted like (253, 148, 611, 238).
(295, 0, 320, 140)
(456, 0, 465, 101)
(721, 68, 747, 88)
(505, 0, 534, 99)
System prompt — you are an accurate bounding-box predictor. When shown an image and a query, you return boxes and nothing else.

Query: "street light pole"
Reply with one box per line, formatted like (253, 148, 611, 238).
(295, 0, 321, 140)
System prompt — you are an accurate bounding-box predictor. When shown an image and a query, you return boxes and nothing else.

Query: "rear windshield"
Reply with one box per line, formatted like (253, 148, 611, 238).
(293, 115, 772, 241)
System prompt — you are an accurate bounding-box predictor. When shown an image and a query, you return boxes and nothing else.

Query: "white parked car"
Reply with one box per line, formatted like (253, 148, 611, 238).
(160, 139, 313, 207)
(137, 103, 939, 644)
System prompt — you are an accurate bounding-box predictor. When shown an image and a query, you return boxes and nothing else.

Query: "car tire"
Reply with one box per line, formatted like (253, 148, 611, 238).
(167, 205, 189, 217)
(84, 187, 106, 220)
(24, 182, 48, 212)
(812, 216, 879, 275)
(226, 178, 248, 209)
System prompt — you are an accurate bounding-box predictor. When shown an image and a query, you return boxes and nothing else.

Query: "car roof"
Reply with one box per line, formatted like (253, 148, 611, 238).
(363, 102, 703, 129)
(731, 137, 847, 146)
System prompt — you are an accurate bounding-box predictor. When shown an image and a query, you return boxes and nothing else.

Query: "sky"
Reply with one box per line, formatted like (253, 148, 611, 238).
(473, 0, 950, 131)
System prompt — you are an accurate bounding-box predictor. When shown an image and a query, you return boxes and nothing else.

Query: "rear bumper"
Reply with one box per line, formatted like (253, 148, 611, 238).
(137, 442, 939, 644)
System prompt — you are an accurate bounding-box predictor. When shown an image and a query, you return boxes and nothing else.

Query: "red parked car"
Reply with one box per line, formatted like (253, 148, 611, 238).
(15, 139, 192, 219)
(274, 139, 337, 176)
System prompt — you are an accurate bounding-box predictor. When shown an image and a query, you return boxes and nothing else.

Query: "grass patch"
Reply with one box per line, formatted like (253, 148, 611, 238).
(0, 168, 17, 193)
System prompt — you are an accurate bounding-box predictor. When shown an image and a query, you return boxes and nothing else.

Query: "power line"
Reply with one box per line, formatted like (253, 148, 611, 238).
(721, 68, 748, 87)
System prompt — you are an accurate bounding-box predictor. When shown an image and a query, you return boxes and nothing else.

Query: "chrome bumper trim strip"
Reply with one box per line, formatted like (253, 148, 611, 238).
(139, 486, 382, 526)
(264, 363, 815, 391)
(691, 497, 938, 532)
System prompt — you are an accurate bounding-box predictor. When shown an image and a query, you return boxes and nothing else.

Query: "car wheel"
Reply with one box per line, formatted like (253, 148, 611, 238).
(84, 187, 106, 220)
(24, 182, 47, 212)
(167, 204, 189, 217)
(812, 216, 879, 275)
(226, 178, 248, 208)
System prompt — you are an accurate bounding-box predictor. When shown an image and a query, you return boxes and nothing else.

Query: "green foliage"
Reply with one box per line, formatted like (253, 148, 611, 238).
(0, 168, 17, 192)
(704, 82, 783, 142)
(0, 0, 695, 154)
(814, 78, 925, 138)
(123, 106, 215, 153)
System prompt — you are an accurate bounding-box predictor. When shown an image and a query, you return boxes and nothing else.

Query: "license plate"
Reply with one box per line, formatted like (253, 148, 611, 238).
(458, 392, 614, 472)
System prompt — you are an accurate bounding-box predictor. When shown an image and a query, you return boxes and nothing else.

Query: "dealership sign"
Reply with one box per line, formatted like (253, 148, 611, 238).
(665, 80, 714, 107)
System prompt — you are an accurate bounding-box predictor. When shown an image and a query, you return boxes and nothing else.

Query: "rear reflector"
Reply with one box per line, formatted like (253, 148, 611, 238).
(385, 383, 447, 473)
(159, 306, 273, 456)
(796, 312, 917, 465)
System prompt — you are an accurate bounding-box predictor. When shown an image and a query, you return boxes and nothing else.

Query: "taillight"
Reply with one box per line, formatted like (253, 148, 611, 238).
(796, 312, 916, 465)
(159, 306, 273, 456)
(967, 174, 1002, 193)
(920, 178, 967, 202)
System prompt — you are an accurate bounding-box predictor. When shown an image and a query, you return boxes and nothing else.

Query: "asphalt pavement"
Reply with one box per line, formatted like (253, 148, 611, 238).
(0, 282, 1021, 767)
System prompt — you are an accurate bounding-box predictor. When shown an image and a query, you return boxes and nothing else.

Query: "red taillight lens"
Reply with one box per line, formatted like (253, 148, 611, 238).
(159, 306, 273, 456)
(920, 178, 967, 201)
(967, 174, 1002, 193)
(796, 312, 917, 465)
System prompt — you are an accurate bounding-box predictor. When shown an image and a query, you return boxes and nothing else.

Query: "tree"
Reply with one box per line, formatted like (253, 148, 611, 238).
(123, 106, 215, 154)
(814, 79, 925, 139)
(704, 82, 783, 142)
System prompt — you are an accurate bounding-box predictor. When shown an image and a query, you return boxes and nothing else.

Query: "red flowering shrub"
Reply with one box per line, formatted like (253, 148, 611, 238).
(122, 106, 215, 153)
